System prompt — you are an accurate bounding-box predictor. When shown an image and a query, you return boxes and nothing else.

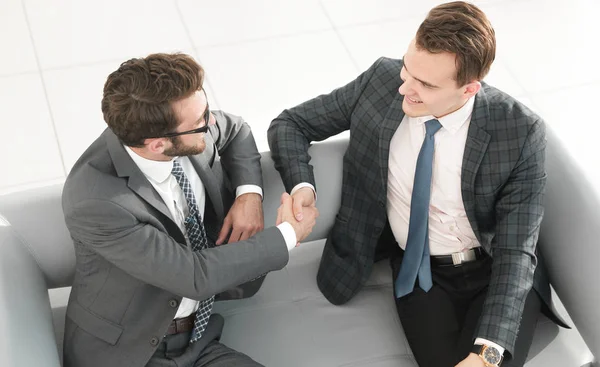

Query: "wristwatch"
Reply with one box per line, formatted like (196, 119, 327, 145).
(472, 344, 503, 366)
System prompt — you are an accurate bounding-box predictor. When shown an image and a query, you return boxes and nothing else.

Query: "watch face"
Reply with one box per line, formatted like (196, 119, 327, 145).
(483, 346, 502, 365)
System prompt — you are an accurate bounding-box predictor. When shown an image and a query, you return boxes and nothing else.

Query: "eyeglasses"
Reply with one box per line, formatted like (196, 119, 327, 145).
(146, 90, 211, 139)
(161, 104, 210, 138)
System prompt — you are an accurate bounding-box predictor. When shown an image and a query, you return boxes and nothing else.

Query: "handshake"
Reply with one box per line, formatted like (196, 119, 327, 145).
(276, 187, 319, 246)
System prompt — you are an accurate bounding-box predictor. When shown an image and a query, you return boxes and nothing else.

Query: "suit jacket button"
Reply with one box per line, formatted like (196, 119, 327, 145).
(169, 299, 179, 308)
(378, 201, 385, 208)
(150, 337, 159, 346)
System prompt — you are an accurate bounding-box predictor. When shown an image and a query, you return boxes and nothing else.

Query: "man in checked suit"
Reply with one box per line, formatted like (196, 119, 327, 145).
(62, 53, 318, 367)
(268, 2, 567, 367)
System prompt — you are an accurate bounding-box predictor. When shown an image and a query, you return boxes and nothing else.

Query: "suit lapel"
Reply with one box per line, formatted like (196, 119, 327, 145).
(187, 154, 225, 222)
(378, 93, 406, 201)
(105, 130, 175, 224)
(461, 89, 492, 240)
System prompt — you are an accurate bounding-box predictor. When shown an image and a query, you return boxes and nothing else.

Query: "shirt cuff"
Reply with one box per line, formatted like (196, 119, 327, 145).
(236, 185, 263, 199)
(474, 338, 505, 356)
(290, 182, 317, 202)
(276, 222, 297, 252)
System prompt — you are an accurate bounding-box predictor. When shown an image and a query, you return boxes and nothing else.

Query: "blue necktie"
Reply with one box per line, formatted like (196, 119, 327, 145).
(171, 160, 214, 344)
(395, 119, 442, 298)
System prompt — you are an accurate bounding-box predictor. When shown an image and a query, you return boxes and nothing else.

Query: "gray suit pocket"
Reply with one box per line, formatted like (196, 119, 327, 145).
(68, 301, 124, 345)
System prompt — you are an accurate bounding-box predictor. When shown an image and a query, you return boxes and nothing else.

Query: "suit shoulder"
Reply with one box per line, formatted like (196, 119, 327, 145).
(211, 110, 243, 125)
(63, 134, 124, 211)
(367, 57, 403, 80)
(481, 83, 544, 130)
(359, 57, 403, 96)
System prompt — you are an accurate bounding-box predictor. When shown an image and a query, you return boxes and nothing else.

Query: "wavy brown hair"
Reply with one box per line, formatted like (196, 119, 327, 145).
(101, 53, 204, 147)
(416, 1, 496, 86)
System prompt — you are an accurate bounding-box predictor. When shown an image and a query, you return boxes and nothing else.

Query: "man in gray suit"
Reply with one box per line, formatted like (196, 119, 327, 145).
(268, 2, 566, 367)
(62, 53, 318, 367)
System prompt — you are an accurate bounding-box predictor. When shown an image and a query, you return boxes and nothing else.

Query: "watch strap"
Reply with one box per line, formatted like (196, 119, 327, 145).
(472, 344, 484, 355)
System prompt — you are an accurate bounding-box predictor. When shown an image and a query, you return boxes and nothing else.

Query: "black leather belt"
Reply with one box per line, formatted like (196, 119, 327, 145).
(166, 314, 195, 335)
(430, 247, 487, 267)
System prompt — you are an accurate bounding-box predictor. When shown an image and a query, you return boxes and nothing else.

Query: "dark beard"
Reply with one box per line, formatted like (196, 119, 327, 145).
(163, 136, 204, 157)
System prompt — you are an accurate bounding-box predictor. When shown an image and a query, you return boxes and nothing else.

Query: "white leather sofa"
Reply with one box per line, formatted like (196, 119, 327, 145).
(0, 131, 597, 366)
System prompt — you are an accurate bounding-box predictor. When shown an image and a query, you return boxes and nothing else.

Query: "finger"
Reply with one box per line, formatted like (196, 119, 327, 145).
(257, 211, 265, 230)
(238, 229, 251, 242)
(293, 196, 304, 221)
(245, 229, 257, 240)
(276, 206, 283, 225)
(228, 227, 243, 244)
(280, 192, 289, 205)
(242, 223, 261, 240)
(281, 194, 294, 215)
(216, 216, 232, 245)
(249, 223, 261, 237)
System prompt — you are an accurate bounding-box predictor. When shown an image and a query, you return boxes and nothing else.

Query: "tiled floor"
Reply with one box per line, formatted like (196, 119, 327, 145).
(0, 0, 598, 194)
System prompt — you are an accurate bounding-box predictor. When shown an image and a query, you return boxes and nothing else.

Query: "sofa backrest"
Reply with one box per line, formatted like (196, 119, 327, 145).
(0, 184, 74, 289)
(261, 138, 346, 242)
(537, 128, 600, 360)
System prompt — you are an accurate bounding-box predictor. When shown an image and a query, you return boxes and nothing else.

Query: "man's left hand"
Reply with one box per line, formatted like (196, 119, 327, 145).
(455, 353, 486, 367)
(216, 193, 264, 244)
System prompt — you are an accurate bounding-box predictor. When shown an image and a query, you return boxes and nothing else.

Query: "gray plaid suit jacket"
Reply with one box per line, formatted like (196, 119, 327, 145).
(268, 57, 568, 356)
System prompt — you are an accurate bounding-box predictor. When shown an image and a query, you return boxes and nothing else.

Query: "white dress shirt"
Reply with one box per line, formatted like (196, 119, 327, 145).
(125, 147, 297, 320)
(387, 97, 479, 256)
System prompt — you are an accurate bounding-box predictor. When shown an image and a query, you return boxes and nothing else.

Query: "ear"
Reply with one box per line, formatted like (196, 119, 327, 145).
(463, 81, 481, 98)
(144, 138, 168, 154)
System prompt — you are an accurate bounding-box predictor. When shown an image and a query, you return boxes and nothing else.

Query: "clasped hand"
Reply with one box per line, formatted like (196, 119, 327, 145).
(276, 188, 318, 245)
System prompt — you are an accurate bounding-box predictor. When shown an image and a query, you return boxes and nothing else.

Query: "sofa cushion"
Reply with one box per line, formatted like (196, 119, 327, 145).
(211, 239, 593, 367)
(47, 240, 594, 366)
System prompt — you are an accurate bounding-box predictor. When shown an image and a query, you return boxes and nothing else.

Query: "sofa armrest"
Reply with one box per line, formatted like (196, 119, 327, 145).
(0, 219, 61, 367)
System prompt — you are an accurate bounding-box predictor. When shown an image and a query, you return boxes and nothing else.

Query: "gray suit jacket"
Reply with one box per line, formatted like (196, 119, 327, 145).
(268, 57, 567, 356)
(62, 111, 289, 367)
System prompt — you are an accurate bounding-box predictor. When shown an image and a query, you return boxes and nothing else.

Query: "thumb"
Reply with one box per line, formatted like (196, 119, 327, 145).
(293, 196, 304, 221)
(280, 192, 290, 205)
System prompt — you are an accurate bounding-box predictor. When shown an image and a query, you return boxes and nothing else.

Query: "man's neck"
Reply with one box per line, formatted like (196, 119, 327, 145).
(129, 146, 171, 162)
(434, 98, 470, 119)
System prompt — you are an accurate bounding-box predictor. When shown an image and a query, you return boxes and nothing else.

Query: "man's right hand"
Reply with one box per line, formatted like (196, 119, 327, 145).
(289, 186, 316, 222)
(276, 192, 319, 244)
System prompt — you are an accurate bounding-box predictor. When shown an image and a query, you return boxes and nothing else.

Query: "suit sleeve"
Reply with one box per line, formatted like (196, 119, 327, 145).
(476, 120, 547, 357)
(64, 198, 289, 301)
(267, 57, 385, 193)
(208, 111, 263, 190)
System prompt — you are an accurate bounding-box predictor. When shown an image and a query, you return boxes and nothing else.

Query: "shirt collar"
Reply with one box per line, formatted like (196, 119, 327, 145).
(410, 96, 475, 134)
(124, 146, 176, 184)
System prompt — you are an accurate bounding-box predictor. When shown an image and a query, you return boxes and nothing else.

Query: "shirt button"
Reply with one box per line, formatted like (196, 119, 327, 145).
(450, 225, 456, 231)
(169, 299, 179, 308)
(150, 337, 159, 346)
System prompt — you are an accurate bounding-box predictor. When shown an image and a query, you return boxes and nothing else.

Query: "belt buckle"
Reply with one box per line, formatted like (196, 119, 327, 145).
(451, 249, 476, 266)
